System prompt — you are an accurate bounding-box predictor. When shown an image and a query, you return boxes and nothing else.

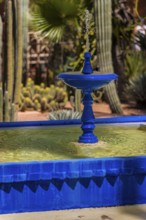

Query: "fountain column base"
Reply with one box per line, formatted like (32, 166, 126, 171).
(78, 90, 98, 144)
(79, 132, 98, 144)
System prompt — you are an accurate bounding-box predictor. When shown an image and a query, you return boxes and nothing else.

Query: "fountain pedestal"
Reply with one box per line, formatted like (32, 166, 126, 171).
(58, 52, 118, 144)
(79, 89, 97, 143)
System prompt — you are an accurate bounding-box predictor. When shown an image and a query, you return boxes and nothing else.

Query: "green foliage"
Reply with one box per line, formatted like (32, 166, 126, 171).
(30, 0, 84, 43)
(125, 73, 146, 106)
(112, 0, 134, 50)
(125, 51, 146, 79)
(49, 109, 81, 120)
(19, 78, 68, 112)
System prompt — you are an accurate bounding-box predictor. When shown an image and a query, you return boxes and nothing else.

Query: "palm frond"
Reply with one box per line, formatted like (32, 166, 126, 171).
(30, 0, 82, 42)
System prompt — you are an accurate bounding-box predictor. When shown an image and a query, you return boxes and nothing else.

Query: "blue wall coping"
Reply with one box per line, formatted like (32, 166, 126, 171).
(1, 156, 146, 214)
(0, 115, 146, 128)
(0, 156, 146, 183)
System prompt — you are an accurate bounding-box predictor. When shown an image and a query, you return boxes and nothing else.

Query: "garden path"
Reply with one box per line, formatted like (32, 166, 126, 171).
(1, 204, 146, 220)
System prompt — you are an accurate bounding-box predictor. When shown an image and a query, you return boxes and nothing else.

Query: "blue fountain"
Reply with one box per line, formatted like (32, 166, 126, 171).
(58, 51, 117, 143)
(58, 10, 117, 144)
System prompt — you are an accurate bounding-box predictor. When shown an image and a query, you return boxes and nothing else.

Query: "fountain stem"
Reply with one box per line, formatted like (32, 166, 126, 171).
(79, 89, 98, 143)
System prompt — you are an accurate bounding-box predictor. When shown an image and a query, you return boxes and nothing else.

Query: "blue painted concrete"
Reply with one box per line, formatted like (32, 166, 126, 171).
(1, 156, 146, 214)
(0, 116, 146, 214)
(0, 115, 146, 128)
(58, 52, 117, 143)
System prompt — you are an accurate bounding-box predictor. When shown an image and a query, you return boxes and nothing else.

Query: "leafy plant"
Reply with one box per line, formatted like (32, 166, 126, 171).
(125, 51, 146, 79)
(30, 0, 84, 43)
(49, 109, 81, 120)
(125, 73, 146, 106)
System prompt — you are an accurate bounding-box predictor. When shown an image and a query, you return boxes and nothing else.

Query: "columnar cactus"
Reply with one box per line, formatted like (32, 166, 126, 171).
(13, 0, 23, 105)
(0, 0, 27, 121)
(0, 16, 2, 83)
(94, 0, 123, 114)
(7, 0, 13, 101)
(0, 87, 3, 121)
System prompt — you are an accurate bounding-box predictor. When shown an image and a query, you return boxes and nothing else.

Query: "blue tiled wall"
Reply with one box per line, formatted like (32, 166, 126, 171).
(0, 156, 146, 214)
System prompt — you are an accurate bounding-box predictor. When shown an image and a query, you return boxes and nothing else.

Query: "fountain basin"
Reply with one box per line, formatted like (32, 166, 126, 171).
(0, 116, 146, 214)
(58, 71, 117, 143)
(58, 73, 118, 90)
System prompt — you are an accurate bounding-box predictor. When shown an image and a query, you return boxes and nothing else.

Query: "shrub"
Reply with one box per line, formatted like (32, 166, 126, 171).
(125, 51, 146, 79)
(125, 73, 146, 107)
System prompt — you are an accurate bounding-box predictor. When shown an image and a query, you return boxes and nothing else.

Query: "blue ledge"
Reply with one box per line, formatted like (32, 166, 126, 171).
(1, 156, 146, 182)
(0, 115, 146, 128)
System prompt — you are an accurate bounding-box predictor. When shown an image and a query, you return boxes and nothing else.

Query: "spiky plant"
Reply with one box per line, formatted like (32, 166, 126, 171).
(19, 78, 68, 112)
(49, 109, 81, 120)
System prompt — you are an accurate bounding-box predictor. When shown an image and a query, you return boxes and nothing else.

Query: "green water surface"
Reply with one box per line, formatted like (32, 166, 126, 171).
(0, 124, 146, 162)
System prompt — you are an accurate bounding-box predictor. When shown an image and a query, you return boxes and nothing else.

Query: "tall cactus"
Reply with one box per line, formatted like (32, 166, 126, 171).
(0, 87, 3, 121)
(0, 0, 26, 122)
(94, 0, 123, 114)
(0, 16, 2, 83)
(7, 0, 13, 100)
(21, 0, 29, 85)
(13, 0, 23, 105)
(0, 16, 3, 122)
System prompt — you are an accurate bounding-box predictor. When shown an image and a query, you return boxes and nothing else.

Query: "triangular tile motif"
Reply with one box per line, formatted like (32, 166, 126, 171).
(12, 182, 25, 192)
(92, 176, 104, 187)
(65, 178, 78, 190)
(0, 183, 11, 193)
(79, 178, 91, 188)
(134, 174, 145, 185)
(39, 180, 50, 191)
(26, 181, 39, 193)
(51, 179, 64, 191)
(106, 176, 118, 186)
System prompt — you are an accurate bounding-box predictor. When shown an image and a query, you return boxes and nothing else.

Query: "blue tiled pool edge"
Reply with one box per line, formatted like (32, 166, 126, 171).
(1, 156, 146, 214)
(0, 115, 146, 214)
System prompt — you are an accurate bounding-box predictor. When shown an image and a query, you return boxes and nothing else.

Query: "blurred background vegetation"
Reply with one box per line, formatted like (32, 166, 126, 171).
(0, 0, 146, 121)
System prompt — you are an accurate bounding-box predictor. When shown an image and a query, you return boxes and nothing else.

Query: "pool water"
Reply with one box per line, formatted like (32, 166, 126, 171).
(0, 124, 146, 162)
